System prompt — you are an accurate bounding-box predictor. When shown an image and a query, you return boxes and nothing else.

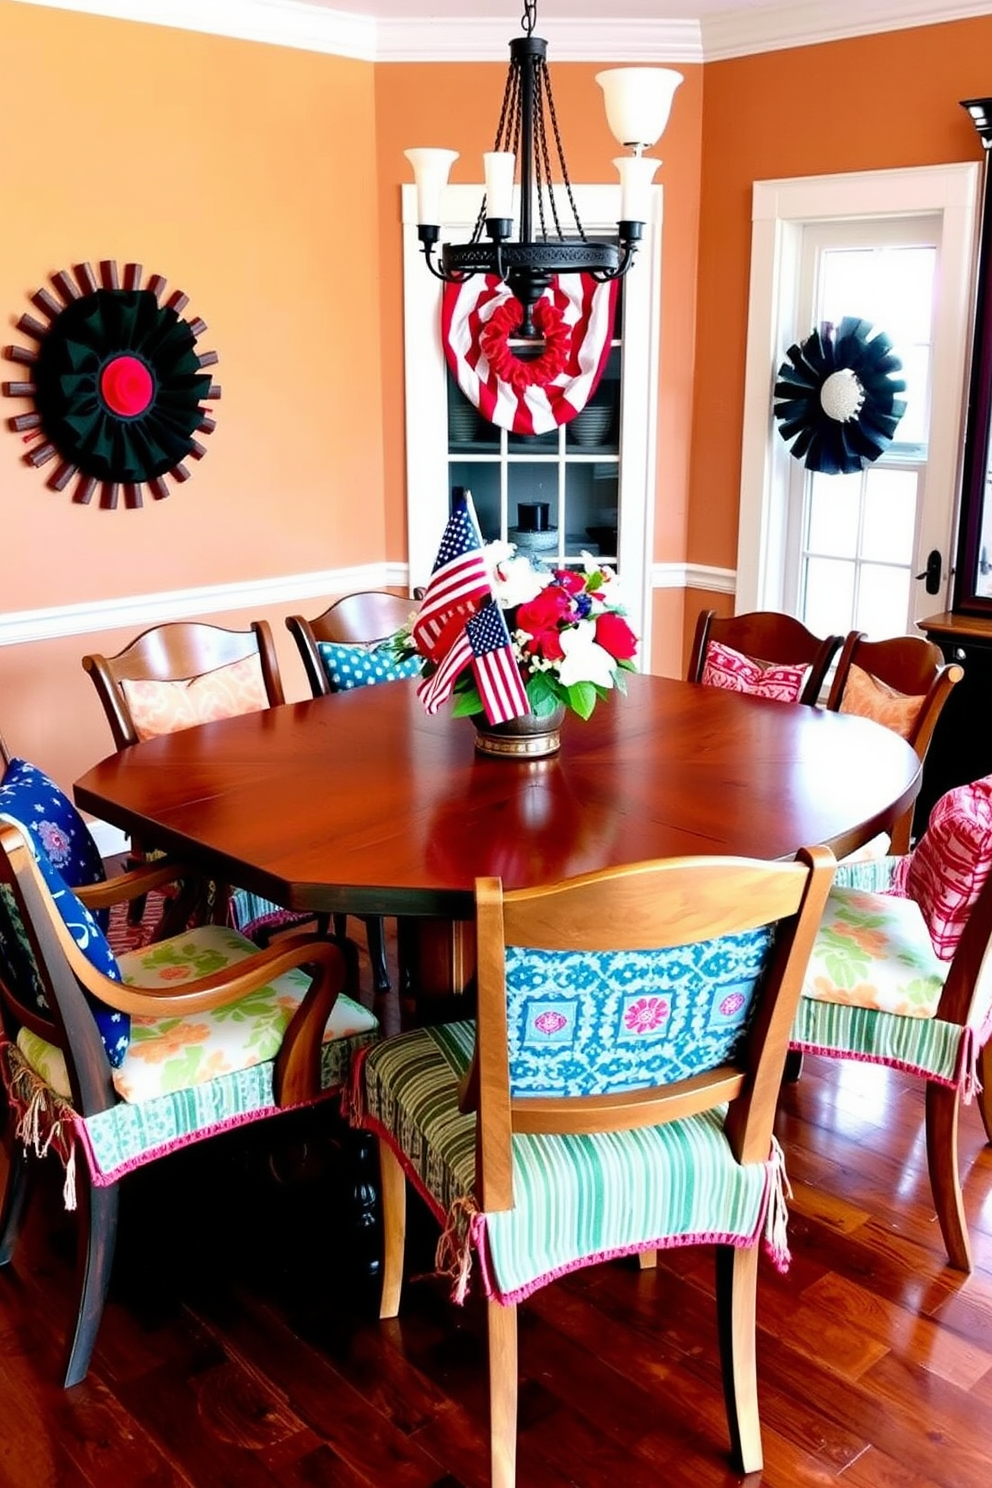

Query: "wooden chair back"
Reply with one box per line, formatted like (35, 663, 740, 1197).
(826, 631, 964, 850)
(286, 592, 414, 699)
(81, 619, 284, 750)
(0, 732, 9, 770)
(470, 849, 835, 1214)
(688, 609, 842, 706)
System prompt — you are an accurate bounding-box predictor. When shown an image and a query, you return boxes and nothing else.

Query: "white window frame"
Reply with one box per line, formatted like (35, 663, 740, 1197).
(736, 163, 980, 617)
(402, 181, 663, 660)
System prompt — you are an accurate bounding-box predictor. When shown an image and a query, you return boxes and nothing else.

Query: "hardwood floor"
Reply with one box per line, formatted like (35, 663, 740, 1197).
(1, 941, 991, 1487)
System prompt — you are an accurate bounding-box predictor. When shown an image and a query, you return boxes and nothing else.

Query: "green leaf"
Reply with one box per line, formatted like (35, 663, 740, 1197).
(525, 672, 565, 715)
(451, 685, 484, 718)
(564, 680, 597, 720)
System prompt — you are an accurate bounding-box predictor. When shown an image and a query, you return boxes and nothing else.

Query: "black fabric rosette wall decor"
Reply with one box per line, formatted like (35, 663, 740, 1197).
(773, 316, 906, 476)
(2, 261, 219, 508)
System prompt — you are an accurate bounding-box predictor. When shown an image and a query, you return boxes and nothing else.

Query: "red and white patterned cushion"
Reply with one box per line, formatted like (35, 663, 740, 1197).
(700, 640, 808, 703)
(905, 775, 992, 960)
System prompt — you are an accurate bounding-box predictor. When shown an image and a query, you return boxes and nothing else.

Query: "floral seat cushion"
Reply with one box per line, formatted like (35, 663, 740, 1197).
(700, 640, 808, 702)
(120, 655, 270, 741)
(357, 1021, 785, 1306)
(838, 664, 925, 741)
(14, 922, 379, 1184)
(803, 887, 946, 1018)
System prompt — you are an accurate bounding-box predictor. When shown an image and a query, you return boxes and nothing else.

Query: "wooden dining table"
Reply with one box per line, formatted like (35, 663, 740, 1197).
(75, 672, 921, 1000)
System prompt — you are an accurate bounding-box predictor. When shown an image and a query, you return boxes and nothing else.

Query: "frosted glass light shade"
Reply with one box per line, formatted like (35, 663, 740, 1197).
(483, 151, 516, 219)
(405, 148, 459, 225)
(614, 156, 660, 222)
(596, 68, 683, 150)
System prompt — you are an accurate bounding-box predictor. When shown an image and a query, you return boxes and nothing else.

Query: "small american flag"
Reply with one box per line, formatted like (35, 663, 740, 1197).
(465, 598, 529, 724)
(413, 493, 490, 662)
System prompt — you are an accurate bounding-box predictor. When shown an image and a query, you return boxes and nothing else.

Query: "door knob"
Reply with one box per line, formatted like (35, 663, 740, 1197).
(915, 549, 942, 595)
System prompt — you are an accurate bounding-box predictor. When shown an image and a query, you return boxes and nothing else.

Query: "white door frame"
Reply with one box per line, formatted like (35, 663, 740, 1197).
(736, 163, 980, 618)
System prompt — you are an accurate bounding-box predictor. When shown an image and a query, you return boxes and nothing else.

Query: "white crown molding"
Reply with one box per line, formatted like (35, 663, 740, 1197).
(652, 562, 736, 594)
(702, 0, 992, 60)
(19, 0, 992, 61)
(376, 18, 701, 63)
(0, 562, 407, 648)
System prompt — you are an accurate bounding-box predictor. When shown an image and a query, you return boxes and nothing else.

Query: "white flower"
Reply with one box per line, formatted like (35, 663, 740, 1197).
(556, 621, 617, 689)
(487, 546, 551, 609)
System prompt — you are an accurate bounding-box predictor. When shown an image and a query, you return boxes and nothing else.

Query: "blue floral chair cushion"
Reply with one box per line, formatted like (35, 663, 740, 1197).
(0, 817, 128, 1066)
(316, 639, 421, 692)
(0, 758, 107, 920)
(505, 927, 772, 1097)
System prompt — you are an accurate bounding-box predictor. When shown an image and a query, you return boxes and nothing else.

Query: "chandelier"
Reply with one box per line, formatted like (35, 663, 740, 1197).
(405, 0, 682, 336)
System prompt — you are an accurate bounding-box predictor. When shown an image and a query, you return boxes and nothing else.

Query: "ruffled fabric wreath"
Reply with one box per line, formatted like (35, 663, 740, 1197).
(2, 260, 219, 508)
(773, 316, 906, 475)
(443, 272, 617, 436)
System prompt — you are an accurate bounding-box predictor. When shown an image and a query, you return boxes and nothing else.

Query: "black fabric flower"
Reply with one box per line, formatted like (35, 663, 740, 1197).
(2, 261, 219, 507)
(773, 316, 906, 476)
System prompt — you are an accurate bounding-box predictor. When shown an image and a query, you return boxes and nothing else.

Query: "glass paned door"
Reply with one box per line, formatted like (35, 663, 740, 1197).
(786, 218, 939, 638)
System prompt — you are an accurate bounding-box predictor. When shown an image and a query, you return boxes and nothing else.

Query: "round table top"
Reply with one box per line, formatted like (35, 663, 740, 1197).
(74, 672, 921, 918)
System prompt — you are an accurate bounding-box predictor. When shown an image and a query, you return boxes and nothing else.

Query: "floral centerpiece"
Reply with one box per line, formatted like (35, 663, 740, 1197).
(399, 541, 639, 725)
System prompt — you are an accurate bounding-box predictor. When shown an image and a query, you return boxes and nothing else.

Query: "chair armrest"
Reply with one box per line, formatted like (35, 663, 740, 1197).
(74, 858, 205, 910)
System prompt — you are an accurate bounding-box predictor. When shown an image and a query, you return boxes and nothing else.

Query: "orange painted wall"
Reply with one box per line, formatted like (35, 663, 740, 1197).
(0, 5, 383, 785)
(688, 17, 992, 579)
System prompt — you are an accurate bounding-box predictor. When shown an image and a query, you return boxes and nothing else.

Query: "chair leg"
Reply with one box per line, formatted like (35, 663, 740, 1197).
(63, 1173, 119, 1387)
(715, 1244, 763, 1475)
(364, 916, 391, 997)
(378, 1140, 407, 1320)
(0, 1135, 32, 1266)
(977, 1040, 992, 1145)
(638, 1249, 658, 1270)
(487, 1299, 518, 1488)
(925, 1081, 972, 1272)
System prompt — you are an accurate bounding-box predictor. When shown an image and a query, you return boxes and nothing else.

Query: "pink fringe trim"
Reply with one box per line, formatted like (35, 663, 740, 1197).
(790, 1039, 961, 1091)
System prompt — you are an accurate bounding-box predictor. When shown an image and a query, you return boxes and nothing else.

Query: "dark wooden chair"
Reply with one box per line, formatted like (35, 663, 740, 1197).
(286, 592, 417, 997)
(0, 816, 375, 1386)
(286, 591, 414, 699)
(357, 848, 835, 1482)
(81, 619, 284, 750)
(688, 609, 842, 706)
(825, 631, 964, 851)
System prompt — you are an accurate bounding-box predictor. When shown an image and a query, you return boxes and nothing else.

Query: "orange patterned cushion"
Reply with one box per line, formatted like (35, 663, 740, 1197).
(839, 664, 925, 741)
(700, 639, 807, 702)
(121, 656, 269, 740)
(906, 775, 992, 960)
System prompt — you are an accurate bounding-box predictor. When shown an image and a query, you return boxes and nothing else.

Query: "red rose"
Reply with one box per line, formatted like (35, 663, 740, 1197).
(516, 586, 572, 661)
(595, 611, 638, 661)
(553, 569, 586, 595)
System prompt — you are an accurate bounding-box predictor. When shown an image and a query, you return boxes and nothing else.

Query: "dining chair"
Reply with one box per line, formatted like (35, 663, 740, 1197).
(688, 609, 843, 706)
(286, 592, 420, 997)
(353, 847, 835, 1483)
(81, 619, 304, 942)
(0, 813, 378, 1387)
(825, 631, 963, 851)
(790, 772, 992, 1271)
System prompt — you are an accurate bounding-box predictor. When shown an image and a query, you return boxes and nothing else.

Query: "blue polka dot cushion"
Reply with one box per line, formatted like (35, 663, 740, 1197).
(504, 926, 773, 1097)
(0, 815, 129, 1066)
(0, 757, 107, 923)
(317, 639, 421, 692)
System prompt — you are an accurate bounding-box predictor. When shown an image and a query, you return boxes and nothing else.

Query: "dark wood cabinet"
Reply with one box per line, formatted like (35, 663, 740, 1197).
(917, 611, 992, 824)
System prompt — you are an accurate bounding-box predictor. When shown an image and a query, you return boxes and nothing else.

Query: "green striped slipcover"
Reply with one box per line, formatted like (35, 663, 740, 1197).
(790, 856, 978, 1089)
(4, 923, 379, 1190)
(356, 1021, 783, 1306)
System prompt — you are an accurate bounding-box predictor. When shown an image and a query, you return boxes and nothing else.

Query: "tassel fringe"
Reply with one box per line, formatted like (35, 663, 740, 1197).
(435, 1195, 479, 1305)
(763, 1134, 793, 1273)
(0, 1040, 79, 1210)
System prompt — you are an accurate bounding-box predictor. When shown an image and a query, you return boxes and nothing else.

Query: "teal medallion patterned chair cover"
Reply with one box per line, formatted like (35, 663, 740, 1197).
(0, 818, 378, 1387)
(790, 775, 992, 1271)
(352, 849, 834, 1484)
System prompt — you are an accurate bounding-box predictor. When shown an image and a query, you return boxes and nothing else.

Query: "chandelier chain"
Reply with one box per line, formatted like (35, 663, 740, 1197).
(543, 68, 586, 243)
(521, 0, 537, 38)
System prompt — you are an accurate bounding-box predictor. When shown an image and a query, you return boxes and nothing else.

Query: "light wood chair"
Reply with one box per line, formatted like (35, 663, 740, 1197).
(688, 609, 843, 706)
(825, 631, 964, 851)
(357, 848, 835, 1483)
(286, 592, 417, 996)
(0, 816, 376, 1386)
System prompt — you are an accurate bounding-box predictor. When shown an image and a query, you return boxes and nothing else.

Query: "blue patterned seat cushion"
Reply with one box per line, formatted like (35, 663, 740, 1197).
(357, 1021, 781, 1305)
(0, 815, 128, 1066)
(316, 639, 421, 692)
(0, 758, 107, 921)
(505, 927, 772, 1097)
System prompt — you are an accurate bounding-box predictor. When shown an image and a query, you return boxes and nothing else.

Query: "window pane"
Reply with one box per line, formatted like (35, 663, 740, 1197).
(819, 250, 872, 322)
(855, 563, 912, 635)
(806, 472, 860, 557)
(891, 344, 930, 447)
(861, 468, 918, 563)
(803, 556, 855, 635)
(874, 248, 936, 343)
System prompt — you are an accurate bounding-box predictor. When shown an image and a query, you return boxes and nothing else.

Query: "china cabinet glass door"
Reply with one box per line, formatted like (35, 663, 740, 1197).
(402, 182, 662, 657)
